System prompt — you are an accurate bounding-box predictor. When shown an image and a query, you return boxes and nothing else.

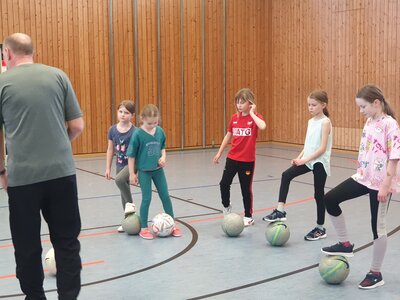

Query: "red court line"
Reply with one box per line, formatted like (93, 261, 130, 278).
(346, 158, 358, 164)
(0, 231, 118, 250)
(0, 260, 105, 280)
(79, 231, 118, 238)
(188, 197, 314, 224)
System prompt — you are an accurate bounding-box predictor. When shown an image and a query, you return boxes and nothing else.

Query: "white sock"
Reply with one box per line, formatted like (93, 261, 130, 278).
(316, 224, 324, 230)
(370, 236, 387, 272)
(328, 213, 348, 242)
(277, 202, 285, 212)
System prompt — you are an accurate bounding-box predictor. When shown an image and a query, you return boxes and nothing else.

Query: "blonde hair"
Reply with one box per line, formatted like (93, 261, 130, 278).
(118, 100, 135, 114)
(309, 90, 329, 117)
(140, 104, 159, 119)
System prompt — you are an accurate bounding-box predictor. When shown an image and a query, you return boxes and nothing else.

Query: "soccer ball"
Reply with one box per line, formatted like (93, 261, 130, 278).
(151, 213, 175, 237)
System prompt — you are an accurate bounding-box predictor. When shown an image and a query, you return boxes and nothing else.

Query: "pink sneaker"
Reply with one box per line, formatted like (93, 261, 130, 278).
(139, 228, 154, 240)
(171, 226, 182, 237)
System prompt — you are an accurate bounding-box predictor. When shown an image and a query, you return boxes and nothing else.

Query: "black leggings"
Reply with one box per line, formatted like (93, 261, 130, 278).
(324, 177, 390, 240)
(279, 162, 327, 225)
(219, 158, 255, 217)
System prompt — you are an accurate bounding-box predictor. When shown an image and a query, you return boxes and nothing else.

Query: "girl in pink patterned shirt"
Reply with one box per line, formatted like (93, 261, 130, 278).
(322, 85, 400, 289)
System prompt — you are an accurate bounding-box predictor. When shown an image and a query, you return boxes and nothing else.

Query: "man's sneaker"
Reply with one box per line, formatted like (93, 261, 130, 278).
(139, 228, 154, 240)
(321, 242, 354, 257)
(117, 225, 124, 233)
(124, 202, 136, 216)
(358, 272, 385, 289)
(222, 205, 232, 215)
(262, 209, 287, 222)
(171, 226, 182, 237)
(243, 217, 255, 227)
(304, 227, 327, 241)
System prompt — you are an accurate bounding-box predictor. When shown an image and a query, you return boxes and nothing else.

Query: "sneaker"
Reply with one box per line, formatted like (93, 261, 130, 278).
(358, 272, 385, 289)
(262, 209, 287, 222)
(321, 242, 354, 257)
(124, 202, 136, 216)
(243, 217, 255, 227)
(222, 205, 232, 215)
(139, 228, 154, 240)
(117, 225, 124, 233)
(304, 227, 327, 241)
(171, 226, 182, 237)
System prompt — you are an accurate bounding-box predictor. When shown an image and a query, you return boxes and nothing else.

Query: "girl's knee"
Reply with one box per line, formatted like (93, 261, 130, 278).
(323, 193, 337, 214)
(281, 169, 294, 182)
(115, 177, 124, 187)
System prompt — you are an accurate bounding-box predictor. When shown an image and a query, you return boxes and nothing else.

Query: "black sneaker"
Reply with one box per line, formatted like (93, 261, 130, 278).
(358, 272, 384, 289)
(321, 242, 354, 257)
(262, 209, 287, 222)
(304, 227, 327, 241)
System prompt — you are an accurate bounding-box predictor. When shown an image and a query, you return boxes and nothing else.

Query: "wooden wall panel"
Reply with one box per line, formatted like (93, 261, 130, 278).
(0, 0, 111, 154)
(226, 0, 271, 142)
(183, 0, 203, 148)
(159, 0, 183, 149)
(137, 0, 158, 111)
(271, 0, 400, 151)
(112, 0, 136, 119)
(204, 0, 224, 147)
(8, 0, 400, 153)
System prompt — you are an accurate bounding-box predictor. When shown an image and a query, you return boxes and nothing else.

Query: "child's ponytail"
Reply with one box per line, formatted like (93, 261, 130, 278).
(356, 84, 396, 120)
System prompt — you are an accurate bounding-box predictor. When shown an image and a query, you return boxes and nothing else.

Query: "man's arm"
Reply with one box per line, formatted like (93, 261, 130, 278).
(66, 117, 84, 141)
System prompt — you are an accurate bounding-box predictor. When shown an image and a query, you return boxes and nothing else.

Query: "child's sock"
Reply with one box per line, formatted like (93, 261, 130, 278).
(341, 241, 352, 247)
(316, 224, 324, 230)
(277, 202, 285, 212)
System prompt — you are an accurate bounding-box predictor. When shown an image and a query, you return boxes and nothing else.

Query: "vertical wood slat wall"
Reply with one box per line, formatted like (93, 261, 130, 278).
(1, 0, 400, 153)
(129, 0, 271, 149)
(0, 0, 270, 153)
(0, 0, 112, 154)
(271, 0, 400, 151)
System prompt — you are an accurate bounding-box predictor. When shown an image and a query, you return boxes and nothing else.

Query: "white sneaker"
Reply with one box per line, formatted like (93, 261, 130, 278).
(124, 202, 136, 215)
(222, 205, 232, 215)
(117, 225, 124, 233)
(243, 217, 255, 227)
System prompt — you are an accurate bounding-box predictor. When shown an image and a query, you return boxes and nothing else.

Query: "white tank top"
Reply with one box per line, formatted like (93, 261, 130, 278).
(303, 116, 332, 176)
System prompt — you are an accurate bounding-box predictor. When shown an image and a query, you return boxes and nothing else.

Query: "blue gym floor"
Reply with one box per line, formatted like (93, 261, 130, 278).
(0, 143, 399, 300)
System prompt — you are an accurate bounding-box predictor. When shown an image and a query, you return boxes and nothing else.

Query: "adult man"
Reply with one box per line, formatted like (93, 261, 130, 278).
(0, 33, 84, 300)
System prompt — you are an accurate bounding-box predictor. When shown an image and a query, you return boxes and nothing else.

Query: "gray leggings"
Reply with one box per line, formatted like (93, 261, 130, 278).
(115, 165, 133, 209)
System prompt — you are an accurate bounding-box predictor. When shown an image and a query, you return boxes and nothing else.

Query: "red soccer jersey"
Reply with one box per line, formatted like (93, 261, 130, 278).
(227, 112, 264, 162)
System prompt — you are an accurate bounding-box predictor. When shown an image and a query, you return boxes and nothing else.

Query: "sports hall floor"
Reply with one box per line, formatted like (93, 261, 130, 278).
(0, 144, 399, 300)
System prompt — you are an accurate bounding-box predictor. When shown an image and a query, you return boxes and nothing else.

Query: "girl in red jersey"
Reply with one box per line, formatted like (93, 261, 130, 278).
(213, 88, 266, 226)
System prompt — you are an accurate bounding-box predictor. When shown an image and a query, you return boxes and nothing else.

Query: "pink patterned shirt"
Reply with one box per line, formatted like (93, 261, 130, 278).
(352, 115, 400, 192)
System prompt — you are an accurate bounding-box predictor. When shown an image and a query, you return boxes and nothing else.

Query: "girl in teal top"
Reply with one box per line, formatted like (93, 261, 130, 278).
(127, 104, 181, 240)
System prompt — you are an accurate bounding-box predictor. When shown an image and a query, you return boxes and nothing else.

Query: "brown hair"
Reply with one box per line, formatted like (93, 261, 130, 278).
(356, 84, 395, 119)
(140, 104, 159, 119)
(118, 100, 135, 114)
(4, 33, 34, 56)
(309, 90, 329, 117)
